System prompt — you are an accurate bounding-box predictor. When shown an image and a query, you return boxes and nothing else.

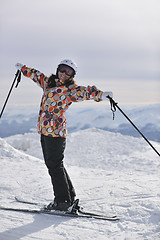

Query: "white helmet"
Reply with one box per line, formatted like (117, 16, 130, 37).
(59, 59, 77, 73)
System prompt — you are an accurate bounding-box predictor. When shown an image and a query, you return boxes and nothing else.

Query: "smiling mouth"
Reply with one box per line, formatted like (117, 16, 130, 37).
(59, 74, 67, 82)
(58, 71, 69, 82)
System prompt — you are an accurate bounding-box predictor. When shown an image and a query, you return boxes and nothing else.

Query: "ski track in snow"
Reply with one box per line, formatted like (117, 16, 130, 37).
(0, 129, 160, 240)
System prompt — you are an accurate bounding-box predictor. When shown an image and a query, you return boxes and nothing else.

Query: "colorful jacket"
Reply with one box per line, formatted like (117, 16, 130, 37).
(21, 65, 103, 138)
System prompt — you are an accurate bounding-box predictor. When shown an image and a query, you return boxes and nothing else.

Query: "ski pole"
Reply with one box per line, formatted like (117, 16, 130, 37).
(0, 70, 21, 119)
(108, 97, 160, 157)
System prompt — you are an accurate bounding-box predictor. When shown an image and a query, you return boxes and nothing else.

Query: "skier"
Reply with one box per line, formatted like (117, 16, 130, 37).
(15, 59, 113, 212)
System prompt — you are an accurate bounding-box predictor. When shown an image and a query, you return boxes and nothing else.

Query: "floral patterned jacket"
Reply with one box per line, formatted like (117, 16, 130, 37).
(21, 65, 103, 138)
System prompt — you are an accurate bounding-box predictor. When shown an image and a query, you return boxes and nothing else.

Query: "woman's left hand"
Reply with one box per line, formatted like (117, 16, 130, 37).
(102, 91, 113, 100)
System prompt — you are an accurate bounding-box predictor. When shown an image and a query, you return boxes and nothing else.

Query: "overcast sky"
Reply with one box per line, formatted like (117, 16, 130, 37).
(0, 0, 160, 107)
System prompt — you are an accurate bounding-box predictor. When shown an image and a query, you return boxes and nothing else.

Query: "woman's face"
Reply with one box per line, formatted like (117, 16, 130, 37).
(58, 71, 70, 83)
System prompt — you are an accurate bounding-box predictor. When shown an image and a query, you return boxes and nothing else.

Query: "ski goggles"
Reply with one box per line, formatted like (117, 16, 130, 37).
(58, 64, 74, 77)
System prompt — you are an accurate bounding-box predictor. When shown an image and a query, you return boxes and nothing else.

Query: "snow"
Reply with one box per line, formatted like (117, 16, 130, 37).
(0, 128, 160, 240)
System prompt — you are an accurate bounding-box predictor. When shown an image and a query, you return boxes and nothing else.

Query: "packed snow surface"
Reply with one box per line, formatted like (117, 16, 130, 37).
(0, 129, 160, 240)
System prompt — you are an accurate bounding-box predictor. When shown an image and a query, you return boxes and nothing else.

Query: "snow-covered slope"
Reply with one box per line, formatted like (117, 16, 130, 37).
(0, 129, 160, 240)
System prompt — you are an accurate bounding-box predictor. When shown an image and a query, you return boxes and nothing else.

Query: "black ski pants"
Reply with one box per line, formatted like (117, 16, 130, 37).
(40, 134, 76, 203)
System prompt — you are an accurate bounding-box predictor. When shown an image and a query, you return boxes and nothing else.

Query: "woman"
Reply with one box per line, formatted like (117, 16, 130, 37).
(15, 59, 113, 212)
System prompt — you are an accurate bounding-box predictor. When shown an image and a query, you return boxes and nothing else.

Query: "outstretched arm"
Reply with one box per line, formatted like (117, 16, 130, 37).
(15, 63, 48, 89)
(68, 84, 113, 102)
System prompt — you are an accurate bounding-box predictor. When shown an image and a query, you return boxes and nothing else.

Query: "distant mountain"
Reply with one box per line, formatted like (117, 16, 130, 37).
(0, 103, 160, 142)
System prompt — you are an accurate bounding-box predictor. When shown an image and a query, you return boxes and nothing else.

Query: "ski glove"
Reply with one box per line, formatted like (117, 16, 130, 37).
(102, 91, 113, 100)
(15, 63, 23, 71)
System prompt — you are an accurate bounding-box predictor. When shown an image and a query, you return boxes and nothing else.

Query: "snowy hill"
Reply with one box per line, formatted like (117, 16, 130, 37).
(0, 129, 160, 240)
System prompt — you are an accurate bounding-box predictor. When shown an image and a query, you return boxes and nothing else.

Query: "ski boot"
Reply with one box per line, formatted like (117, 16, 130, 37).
(67, 199, 81, 214)
(45, 200, 71, 212)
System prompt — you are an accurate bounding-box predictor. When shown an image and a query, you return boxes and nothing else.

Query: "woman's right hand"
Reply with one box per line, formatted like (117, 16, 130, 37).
(15, 63, 23, 70)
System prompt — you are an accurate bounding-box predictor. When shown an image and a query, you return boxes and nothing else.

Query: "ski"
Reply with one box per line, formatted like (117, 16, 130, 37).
(15, 196, 119, 220)
(0, 206, 119, 221)
(78, 209, 118, 219)
(15, 197, 39, 205)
